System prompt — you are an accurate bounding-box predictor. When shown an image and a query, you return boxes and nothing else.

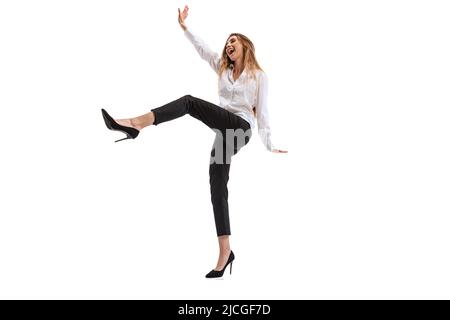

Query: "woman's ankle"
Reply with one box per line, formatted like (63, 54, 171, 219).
(131, 112, 155, 130)
(220, 248, 231, 257)
(130, 118, 144, 130)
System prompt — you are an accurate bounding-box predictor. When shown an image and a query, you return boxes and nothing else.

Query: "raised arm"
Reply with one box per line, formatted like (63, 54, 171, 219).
(177, 5, 221, 74)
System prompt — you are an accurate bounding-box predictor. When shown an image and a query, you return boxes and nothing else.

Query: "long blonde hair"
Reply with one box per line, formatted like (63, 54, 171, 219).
(219, 33, 263, 79)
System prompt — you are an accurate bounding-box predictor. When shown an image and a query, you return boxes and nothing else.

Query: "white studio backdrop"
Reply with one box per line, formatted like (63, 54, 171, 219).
(0, 0, 449, 299)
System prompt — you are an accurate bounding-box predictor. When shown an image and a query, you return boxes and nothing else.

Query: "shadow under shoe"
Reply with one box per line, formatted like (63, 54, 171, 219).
(205, 251, 235, 279)
(101, 108, 140, 142)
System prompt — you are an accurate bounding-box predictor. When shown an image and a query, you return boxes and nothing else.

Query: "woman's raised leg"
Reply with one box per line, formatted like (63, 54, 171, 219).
(115, 95, 247, 133)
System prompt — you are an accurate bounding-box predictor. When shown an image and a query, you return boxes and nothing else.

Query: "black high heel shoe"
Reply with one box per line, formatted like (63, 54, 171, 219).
(101, 108, 140, 142)
(205, 251, 234, 279)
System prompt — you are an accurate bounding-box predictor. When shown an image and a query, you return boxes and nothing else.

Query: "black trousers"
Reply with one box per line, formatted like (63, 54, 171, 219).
(151, 95, 252, 236)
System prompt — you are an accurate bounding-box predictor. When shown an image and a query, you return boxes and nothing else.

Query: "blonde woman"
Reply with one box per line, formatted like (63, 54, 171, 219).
(101, 5, 287, 278)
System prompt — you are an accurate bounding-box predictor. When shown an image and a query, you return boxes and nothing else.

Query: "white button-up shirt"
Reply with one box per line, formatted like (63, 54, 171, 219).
(184, 28, 274, 151)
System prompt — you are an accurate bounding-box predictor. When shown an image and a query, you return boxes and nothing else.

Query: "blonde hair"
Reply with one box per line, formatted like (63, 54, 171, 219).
(219, 33, 263, 79)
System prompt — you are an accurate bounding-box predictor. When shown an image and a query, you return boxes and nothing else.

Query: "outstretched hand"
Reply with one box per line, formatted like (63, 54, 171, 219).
(272, 149, 288, 153)
(178, 5, 189, 31)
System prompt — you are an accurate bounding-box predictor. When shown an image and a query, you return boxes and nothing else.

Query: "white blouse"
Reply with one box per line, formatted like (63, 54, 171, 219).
(184, 28, 275, 152)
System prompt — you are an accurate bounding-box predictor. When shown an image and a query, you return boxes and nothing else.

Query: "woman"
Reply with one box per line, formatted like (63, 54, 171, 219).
(101, 5, 287, 278)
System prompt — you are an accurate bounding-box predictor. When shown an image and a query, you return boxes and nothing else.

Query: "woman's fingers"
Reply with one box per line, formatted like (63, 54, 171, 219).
(178, 6, 189, 22)
(272, 149, 288, 153)
(178, 6, 188, 31)
(178, 9, 184, 26)
(182, 5, 189, 19)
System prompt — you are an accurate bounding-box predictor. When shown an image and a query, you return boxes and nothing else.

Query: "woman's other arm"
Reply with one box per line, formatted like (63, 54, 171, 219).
(255, 72, 288, 153)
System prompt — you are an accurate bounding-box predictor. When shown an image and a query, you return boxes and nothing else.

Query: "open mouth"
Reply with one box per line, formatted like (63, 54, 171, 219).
(227, 47, 235, 57)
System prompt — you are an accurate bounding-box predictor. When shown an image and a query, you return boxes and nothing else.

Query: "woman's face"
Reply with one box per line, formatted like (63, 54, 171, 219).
(225, 35, 243, 62)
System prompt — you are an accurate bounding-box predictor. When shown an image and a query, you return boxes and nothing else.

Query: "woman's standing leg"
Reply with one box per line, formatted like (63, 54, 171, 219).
(209, 127, 251, 271)
(209, 156, 233, 270)
(209, 143, 232, 236)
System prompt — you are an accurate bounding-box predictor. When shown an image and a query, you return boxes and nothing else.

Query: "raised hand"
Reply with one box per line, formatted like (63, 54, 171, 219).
(178, 5, 189, 31)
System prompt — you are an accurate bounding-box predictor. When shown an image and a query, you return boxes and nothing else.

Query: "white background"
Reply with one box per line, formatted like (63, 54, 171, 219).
(0, 0, 449, 299)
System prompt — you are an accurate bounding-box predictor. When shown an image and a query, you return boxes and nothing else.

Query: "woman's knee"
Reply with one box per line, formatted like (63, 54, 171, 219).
(180, 95, 195, 114)
(182, 94, 193, 101)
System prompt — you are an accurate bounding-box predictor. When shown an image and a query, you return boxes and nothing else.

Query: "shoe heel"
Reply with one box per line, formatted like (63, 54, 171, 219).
(115, 135, 131, 143)
(230, 261, 233, 275)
